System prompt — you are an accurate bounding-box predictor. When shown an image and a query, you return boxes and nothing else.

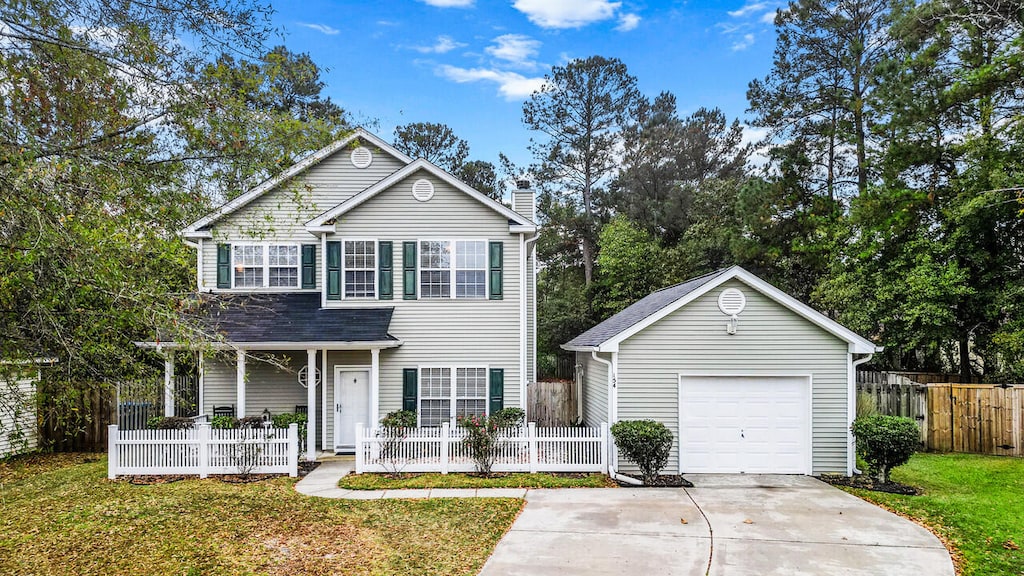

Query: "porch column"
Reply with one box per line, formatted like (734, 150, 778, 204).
(197, 352, 205, 418)
(163, 352, 175, 417)
(370, 348, 380, 425)
(236, 349, 246, 417)
(306, 348, 317, 461)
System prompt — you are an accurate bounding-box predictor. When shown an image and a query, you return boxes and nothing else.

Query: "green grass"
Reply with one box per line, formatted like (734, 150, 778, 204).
(844, 453, 1024, 576)
(0, 453, 522, 576)
(339, 472, 617, 490)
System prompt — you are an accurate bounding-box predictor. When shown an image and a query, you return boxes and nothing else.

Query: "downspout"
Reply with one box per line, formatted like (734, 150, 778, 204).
(850, 353, 875, 475)
(520, 232, 540, 421)
(591, 350, 640, 485)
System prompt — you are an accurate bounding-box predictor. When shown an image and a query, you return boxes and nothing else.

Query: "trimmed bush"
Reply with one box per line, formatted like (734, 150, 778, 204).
(492, 407, 525, 428)
(272, 412, 308, 443)
(210, 415, 236, 429)
(851, 414, 919, 483)
(146, 416, 195, 430)
(380, 409, 417, 429)
(610, 419, 674, 485)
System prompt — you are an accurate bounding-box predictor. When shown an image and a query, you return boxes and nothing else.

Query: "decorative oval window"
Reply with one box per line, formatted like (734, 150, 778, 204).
(718, 288, 747, 316)
(412, 178, 435, 202)
(350, 146, 373, 168)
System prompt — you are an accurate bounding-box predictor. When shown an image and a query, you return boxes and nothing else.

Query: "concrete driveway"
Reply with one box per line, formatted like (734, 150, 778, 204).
(478, 475, 954, 576)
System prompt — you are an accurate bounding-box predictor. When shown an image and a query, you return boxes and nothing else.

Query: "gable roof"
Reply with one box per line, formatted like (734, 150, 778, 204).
(305, 159, 537, 231)
(563, 266, 880, 354)
(182, 128, 412, 238)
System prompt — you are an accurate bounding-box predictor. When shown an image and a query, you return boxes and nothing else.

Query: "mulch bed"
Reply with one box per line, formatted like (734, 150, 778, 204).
(616, 473, 694, 488)
(819, 473, 919, 495)
(298, 461, 321, 476)
(125, 473, 283, 485)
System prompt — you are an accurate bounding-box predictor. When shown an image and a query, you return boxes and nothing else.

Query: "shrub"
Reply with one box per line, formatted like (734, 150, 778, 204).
(610, 420, 674, 485)
(458, 414, 503, 476)
(851, 414, 919, 483)
(380, 410, 417, 429)
(492, 407, 525, 428)
(146, 416, 195, 430)
(272, 412, 308, 443)
(210, 415, 236, 429)
(236, 415, 266, 429)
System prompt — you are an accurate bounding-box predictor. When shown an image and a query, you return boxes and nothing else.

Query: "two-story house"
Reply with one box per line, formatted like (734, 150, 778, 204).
(145, 128, 538, 461)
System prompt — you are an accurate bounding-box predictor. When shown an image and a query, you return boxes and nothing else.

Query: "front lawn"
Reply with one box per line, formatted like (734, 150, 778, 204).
(844, 453, 1024, 576)
(339, 471, 616, 490)
(0, 453, 521, 576)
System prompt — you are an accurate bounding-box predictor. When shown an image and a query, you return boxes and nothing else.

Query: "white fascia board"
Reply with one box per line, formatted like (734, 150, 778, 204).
(135, 340, 403, 350)
(509, 224, 538, 233)
(183, 230, 213, 239)
(600, 265, 879, 353)
(181, 128, 412, 236)
(305, 159, 535, 230)
(560, 344, 598, 352)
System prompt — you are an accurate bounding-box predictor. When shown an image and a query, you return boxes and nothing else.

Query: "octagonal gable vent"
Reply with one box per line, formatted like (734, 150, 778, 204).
(718, 288, 746, 316)
(350, 146, 373, 168)
(412, 178, 435, 202)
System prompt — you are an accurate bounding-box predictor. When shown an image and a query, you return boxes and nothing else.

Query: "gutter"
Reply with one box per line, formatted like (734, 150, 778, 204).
(587, 350, 637, 483)
(850, 352, 877, 475)
(520, 232, 540, 421)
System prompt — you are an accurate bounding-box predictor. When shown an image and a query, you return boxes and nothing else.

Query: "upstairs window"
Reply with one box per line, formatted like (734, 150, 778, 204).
(232, 244, 299, 288)
(419, 240, 487, 299)
(344, 240, 376, 298)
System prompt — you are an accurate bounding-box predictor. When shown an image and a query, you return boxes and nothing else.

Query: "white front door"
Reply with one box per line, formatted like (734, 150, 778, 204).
(334, 369, 370, 452)
(678, 375, 811, 474)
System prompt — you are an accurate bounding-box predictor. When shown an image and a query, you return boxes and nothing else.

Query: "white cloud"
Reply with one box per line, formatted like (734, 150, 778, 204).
(485, 34, 541, 68)
(437, 65, 545, 99)
(418, 0, 474, 7)
(297, 22, 339, 35)
(412, 35, 467, 54)
(728, 2, 768, 17)
(513, 0, 621, 29)
(731, 33, 755, 51)
(616, 13, 641, 31)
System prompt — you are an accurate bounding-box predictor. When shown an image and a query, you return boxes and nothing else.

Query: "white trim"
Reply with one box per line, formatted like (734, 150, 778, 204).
(370, 349, 380, 425)
(136, 340, 401, 351)
(236, 349, 247, 418)
(340, 238, 378, 300)
(196, 238, 204, 292)
(182, 128, 412, 236)
(415, 238, 489, 300)
(416, 365, 490, 427)
(163, 354, 175, 418)
(305, 159, 536, 231)
(594, 266, 878, 354)
(333, 364, 372, 451)
(306, 348, 317, 461)
(677, 372, 814, 475)
(321, 349, 328, 449)
(197, 352, 205, 416)
(320, 234, 328, 309)
(850, 353, 874, 475)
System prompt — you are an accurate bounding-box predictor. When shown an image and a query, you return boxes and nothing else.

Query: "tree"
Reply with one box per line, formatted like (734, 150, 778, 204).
(456, 160, 501, 201)
(523, 56, 641, 285)
(596, 217, 665, 315)
(748, 0, 895, 199)
(393, 122, 470, 173)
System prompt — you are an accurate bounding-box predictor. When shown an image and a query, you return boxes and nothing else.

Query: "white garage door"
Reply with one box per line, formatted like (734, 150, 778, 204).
(678, 376, 810, 474)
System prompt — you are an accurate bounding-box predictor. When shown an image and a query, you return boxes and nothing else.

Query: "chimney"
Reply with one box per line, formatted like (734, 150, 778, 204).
(511, 179, 535, 222)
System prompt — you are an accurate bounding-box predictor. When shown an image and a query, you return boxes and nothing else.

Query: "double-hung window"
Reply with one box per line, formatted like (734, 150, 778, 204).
(343, 240, 376, 298)
(419, 240, 487, 299)
(233, 244, 300, 289)
(418, 366, 488, 426)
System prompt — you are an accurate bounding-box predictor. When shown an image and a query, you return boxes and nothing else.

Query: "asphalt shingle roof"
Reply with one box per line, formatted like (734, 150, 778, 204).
(199, 293, 395, 343)
(564, 268, 730, 349)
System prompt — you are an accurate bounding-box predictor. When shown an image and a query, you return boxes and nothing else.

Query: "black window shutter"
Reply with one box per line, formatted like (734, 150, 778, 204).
(378, 241, 393, 300)
(217, 244, 231, 288)
(402, 241, 417, 300)
(326, 241, 341, 300)
(489, 368, 504, 414)
(402, 368, 418, 412)
(489, 241, 503, 300)
(301, 244, 316, 289)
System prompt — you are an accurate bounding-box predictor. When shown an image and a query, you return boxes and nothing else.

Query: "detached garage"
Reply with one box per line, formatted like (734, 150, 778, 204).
(563, 266, 879, 476)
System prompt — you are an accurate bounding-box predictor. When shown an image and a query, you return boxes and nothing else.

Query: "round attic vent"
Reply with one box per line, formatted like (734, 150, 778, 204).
(412, 178, 435, 202)
(718, 288, 747, 316)
(350, 146, 373, 168)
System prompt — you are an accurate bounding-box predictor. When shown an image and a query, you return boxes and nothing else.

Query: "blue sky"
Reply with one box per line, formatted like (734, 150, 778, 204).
(270, 0, 782, 169)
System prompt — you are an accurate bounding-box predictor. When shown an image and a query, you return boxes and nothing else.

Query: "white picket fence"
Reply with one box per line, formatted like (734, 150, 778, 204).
(107, 423, 299, 479)
(355, 422, 608, 474)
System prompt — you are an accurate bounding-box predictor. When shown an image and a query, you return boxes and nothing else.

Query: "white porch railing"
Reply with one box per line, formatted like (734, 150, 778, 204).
(107, 423, 299, 479)
(355, 422, 608, 474)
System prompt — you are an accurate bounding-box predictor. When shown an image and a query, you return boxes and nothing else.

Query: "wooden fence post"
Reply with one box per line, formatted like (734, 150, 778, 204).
(287, 423, 298, 478)
(440, 422, 450, 475)
(528, 422, 538, 473)
(355, 423, 364, 474)
(107, 425, 118, 479)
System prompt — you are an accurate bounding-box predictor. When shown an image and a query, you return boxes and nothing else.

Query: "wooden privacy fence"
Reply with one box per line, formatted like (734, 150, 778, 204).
(857, 374, 1023, 457)
(107, 423, 299, 478)
(355, 422, 608, 474)
(528, 380, 577, 426)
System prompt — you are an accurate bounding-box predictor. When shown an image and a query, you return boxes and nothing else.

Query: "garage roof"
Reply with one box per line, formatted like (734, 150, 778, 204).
(563, 266, 880, 354)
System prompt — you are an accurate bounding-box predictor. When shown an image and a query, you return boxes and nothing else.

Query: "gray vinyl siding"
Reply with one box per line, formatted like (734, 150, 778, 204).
(199, 145, 405, 291)
(578, 351, 609, 428)
(615, 278, 850, 475)
(201, 356, 236, 415)
(327, 171, 523, 417)
(202, 352, 310, 419)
